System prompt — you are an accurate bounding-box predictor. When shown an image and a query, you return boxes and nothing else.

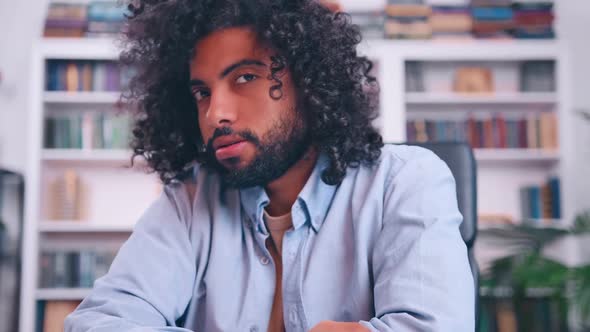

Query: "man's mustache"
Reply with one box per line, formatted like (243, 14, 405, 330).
(205, 127, 261, 153)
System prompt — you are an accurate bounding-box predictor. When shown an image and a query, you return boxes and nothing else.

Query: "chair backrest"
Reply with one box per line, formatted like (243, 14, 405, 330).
(400, 142, 479, 325)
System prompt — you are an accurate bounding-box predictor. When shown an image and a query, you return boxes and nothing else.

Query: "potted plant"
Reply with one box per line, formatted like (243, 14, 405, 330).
(482, 212, 590, 330)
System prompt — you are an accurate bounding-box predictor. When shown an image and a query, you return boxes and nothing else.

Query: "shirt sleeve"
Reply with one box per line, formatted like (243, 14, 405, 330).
(359, 147, 475, 332)
(64, 184, 197, 332)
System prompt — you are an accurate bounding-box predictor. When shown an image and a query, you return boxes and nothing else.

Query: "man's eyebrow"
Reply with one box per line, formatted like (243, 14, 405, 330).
(220, 59, 266, 79)
(189, 78, 205, 87)
(189, 59, 266, 86)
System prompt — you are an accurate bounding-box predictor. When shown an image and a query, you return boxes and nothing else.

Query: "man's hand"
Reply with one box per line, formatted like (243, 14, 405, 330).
(308, 321, 370, 332)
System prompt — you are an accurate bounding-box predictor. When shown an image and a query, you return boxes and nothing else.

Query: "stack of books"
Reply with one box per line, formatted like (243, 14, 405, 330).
(44, 3, 87, 38)
(385, 2, 432, 39)
(86, 1, 127, 37)
(406, 112, 559, 150)
(44, 1, 126, 38)
(470, 0, 515, 38)
(45, 60, 132, 92)
(520, 176, 561, 220)
(428, 0, 473, 39)
(512, 0, 555, 39)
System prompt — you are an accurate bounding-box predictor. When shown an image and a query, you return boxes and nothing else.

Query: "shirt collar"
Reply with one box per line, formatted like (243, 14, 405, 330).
(239, 151, 337, 234)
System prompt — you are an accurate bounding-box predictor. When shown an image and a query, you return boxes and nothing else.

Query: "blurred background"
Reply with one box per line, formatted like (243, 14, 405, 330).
(1, 0, 589, 331)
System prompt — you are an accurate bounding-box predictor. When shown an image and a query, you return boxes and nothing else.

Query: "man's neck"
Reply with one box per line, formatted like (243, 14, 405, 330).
(263, 146, 319, 217)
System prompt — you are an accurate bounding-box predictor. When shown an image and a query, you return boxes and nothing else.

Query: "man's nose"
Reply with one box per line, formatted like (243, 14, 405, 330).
(205, 89, 238, 128)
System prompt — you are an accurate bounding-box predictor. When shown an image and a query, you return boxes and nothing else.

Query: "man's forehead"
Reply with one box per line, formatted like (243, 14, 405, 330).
(190, 27, 271, 74)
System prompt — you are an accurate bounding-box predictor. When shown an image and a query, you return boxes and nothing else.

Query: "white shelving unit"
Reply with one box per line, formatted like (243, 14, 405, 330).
(20, 37, 158, 332)
(359, 39, 575, 274)
(20, 37, 576, 331)
(359, 39, 574, 222)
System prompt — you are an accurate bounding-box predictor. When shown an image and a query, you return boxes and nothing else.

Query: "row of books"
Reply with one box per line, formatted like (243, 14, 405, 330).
(405, 61, 555, 93)
(46, 60, 134, 92)
(479, 295, 567, 332)
(350, 0, 555, 40)
(37, 300, 81, 332)
(39, 249, 116, 289)
(520, 177, 561, 220)
(406, 113, 558, 149)
(44, 112, 132, 150)
(471, 1, 554, 39)
(44, 1, 126, 38)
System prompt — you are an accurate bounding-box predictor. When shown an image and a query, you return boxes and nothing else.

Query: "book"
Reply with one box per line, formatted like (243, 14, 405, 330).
(43, 300, 81, 332)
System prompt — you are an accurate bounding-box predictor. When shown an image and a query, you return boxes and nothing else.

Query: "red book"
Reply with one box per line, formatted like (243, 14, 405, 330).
(518, 118, 528, 148)
(484, 118, 494, 148)
(497, 114, 507, 148)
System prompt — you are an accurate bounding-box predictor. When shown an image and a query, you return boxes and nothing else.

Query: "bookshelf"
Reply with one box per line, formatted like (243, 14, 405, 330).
(359, 39, 574, 223)
(358, 40, 575, 282)
(20, 36, 159, 332)
(21, 33, 575, 332)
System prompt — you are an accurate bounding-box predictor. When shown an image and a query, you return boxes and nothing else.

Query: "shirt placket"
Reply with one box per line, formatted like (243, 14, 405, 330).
(281, 203, 309, 332)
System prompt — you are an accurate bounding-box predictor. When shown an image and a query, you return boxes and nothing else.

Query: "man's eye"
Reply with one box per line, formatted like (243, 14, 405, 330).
(236, 74, 258, 84)
(193, 89, 210, 101)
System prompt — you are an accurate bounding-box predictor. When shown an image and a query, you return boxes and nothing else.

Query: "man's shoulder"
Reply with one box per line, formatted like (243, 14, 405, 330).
(374, 144, 443, 173)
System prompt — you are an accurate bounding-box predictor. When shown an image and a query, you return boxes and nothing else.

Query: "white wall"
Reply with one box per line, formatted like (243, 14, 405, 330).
(0, 1, 47, 173)
(554, 1, 590, 217)
(557, 0, 590, 215)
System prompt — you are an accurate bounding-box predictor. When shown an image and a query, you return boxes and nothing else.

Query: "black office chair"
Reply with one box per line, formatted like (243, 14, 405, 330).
(402, 142, 479, 327)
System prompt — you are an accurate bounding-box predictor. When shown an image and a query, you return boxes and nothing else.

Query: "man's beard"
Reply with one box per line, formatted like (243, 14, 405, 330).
(203, 109, 311, 189)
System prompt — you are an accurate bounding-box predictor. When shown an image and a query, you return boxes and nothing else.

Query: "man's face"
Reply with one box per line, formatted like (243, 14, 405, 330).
(189, 27, 310, 188)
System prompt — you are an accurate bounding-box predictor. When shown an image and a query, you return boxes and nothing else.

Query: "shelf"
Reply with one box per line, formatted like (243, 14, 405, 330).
(474, 149, 560, 164)
(36, 288, 91, 301)
(39, 37, 119, 60)
(405, 92, 557, 105)
(39, 221, 134, 233)
(359, 39, 563, 60)
(44, 91, 121, 104)
(42, 149, 133, 162)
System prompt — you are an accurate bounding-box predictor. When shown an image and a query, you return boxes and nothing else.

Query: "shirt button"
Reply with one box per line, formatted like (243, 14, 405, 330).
(289, 307, 298, 324)
(260, 256, 270, 265)
(250, 326, 259, 332)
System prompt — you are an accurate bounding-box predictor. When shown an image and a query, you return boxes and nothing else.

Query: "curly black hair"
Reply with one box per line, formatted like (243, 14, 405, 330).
(122, 0, 383, 185)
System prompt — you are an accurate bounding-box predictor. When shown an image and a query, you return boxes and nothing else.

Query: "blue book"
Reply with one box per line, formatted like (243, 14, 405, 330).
(472, 7, 514, 21)
(528, 186, 543, 219)
(548, 177, 561, 219)
(520, 187, 531, 219)
(87, 1, 127, 22)
(35, 300, 45, 332)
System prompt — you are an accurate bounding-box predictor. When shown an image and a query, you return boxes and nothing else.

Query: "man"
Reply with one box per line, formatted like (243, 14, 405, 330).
(65, 0, 474, 331)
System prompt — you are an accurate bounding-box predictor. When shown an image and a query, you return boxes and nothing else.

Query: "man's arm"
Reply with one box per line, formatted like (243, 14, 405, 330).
(358, 148, 475, 331)
(64, 185, 197, 332)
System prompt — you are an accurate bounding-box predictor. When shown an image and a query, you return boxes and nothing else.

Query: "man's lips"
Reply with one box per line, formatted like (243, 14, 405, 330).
(212, 135, 247, 151)
(213, 136, 249, 161)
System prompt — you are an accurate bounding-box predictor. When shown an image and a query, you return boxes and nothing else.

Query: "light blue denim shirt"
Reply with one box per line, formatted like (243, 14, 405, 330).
(65, 144, 474, 332)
